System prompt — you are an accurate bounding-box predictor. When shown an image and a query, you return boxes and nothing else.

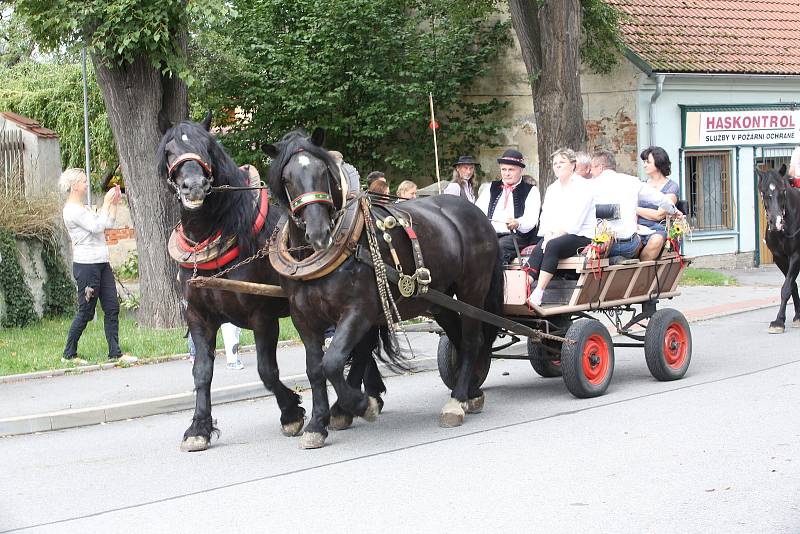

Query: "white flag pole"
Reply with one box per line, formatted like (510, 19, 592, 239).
(428, 92, 441, 194)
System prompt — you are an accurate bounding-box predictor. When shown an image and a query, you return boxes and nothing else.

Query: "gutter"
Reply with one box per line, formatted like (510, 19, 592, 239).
(649, 74, 665, 147)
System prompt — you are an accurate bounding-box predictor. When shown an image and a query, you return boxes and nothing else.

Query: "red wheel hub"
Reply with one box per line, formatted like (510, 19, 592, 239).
(663, 322, 688, 369)
(582, 334, 609, 385)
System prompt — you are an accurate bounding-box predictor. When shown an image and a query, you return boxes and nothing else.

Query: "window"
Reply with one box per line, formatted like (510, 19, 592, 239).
(685, 151, 733, 231)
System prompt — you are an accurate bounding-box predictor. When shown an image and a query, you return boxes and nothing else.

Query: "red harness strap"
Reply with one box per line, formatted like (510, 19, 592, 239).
(179, 188, 270, 270)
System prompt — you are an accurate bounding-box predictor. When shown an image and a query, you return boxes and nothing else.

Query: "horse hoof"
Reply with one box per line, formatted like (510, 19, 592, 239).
(439, 398, 467, 428)
(329, 413, 354, 431)
(466, 393, 486, 414)
(362, 397, 381, 423)
(768, 325, 785, 334)
(299, 432, 326, 449)
(180, 436, 209, 452)
(281, 420, 305, 437)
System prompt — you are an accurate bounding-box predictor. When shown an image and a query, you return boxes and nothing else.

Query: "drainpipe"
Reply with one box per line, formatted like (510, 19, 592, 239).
(648, 74, 665, 148)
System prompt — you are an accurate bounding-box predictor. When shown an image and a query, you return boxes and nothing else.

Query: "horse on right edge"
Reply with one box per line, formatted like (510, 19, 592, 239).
(757, 164, 800, 333)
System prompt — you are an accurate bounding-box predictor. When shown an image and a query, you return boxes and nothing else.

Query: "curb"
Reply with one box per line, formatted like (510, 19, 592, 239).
(0, 300, 781, 437)
(0, 357, 439, 437)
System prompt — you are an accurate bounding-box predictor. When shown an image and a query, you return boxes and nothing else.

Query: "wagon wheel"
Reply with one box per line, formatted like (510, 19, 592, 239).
(644, 308, 692, 381)
(437, 335, 490, 390)
(527, 337, 562, 378)
(560, 319, 615, 398)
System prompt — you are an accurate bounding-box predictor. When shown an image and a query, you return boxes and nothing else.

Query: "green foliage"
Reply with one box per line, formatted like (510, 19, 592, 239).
(192, 0, 512, 182)
(0, 229, 38, 328)
(14, 0, 228, 83)
(680, 268, 737, 287)
(119, 291, 140, 311)
(114, 250, 139, 280)
(581, 0, 625, 75)
(41, 241, 75, 318)
(0, 9, 34, 66)
(0, 61, 116, 188)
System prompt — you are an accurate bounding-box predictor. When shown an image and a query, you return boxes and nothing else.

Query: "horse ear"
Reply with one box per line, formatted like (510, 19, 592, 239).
(201, 110, 212, 131)
(310, 127, 325, 147)
(261, 142, 279, 158)
(158, 110, 172, 135)
(779, 163, 787, 177)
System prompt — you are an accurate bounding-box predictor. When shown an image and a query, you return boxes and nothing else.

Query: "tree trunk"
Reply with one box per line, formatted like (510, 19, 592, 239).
(509, 0, 586, 191)
(92, 54, 185, 328)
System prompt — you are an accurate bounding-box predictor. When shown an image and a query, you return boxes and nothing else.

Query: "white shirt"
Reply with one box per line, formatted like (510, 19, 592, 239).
(476, 179, 541, 234)
(443, 181, 475, 203)
(790, 146, 800, 177)
(591, 169, 676, 239)
(538, 174, 595, 239)
(63, 203, 115, 264)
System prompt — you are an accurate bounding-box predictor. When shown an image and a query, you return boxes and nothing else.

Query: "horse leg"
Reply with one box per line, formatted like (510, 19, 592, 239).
(770, 255, 795, 333)
(440, 315, 483, 428)
(323, 316, 380, 423)
(433, 308, 483, 414)
(181, 324, 219, 452)
(362, 350, 386, 414)
(254, 317, 306, 437)
(297, 329, 329, 449)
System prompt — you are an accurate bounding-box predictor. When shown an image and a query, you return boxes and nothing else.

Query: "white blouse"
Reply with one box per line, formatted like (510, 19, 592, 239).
(538, 174, 595, 239)
(63, 203, 115, 264)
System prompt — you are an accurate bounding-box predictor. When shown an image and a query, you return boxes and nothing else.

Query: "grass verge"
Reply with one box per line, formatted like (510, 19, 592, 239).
(0, 310, 299, 376)
(680, 268, 738, 287)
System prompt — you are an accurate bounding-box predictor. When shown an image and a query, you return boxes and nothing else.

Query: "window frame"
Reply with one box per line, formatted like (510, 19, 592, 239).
(684, 149, 735, 232)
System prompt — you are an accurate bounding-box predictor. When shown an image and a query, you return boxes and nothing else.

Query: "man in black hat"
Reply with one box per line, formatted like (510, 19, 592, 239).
(444, 155, 478, 203)
(476, 149, 541, 264)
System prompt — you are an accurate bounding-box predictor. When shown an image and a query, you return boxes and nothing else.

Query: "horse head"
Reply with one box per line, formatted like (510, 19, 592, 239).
(758, 164, 790, 232)
(157, 110, 246, 211)
(262, 128, 342, 251)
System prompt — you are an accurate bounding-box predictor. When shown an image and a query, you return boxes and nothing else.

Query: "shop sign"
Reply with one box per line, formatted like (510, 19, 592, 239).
(685, 109, 799, 146)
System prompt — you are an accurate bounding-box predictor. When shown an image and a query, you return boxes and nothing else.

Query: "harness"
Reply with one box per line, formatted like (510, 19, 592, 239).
(168, 188, 269, 269)
(371, 203, 431, 297)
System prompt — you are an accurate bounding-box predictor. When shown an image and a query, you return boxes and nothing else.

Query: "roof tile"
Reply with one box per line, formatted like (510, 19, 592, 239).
(607, 0, 800, 74)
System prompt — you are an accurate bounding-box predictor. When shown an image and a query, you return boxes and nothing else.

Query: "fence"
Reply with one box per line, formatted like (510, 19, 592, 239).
(0, 130, 24, 197)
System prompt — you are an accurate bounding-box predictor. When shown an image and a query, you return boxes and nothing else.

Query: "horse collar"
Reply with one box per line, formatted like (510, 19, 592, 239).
(170, 188, 270, 270)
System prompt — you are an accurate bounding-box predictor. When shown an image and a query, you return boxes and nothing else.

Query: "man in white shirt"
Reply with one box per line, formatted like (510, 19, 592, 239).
(476, 149, 541, 264)
(590, 149, 679, 260)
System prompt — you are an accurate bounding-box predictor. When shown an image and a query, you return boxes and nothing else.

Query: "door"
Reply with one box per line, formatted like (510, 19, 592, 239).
(755, 149, 792, 265)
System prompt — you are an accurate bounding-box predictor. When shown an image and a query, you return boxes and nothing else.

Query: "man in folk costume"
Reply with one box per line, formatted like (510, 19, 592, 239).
(476, 149, 541, 264)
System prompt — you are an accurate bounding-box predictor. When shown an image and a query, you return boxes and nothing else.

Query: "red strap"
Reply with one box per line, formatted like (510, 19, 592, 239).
(180, 189, 270, 270)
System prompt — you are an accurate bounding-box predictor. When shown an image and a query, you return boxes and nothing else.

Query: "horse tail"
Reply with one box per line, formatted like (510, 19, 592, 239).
(481, 254, 504, 356)
(374, 324, 414, 374)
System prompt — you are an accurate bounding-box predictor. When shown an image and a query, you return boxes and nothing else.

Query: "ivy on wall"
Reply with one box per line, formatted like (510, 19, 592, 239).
(41, 241, 74, 318)
(0, 228, 38, 327)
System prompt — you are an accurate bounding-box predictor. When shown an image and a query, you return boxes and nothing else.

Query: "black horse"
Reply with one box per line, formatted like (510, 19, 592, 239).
(757, 164, 800, 333)
(157, 114, 385, 451)
(263, 128, 503, 449)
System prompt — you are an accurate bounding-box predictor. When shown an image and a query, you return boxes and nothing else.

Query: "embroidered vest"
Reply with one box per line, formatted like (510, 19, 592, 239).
(487, 180, 537, 240)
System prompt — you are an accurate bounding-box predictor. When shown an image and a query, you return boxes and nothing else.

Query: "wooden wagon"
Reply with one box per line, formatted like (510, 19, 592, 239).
(436, 250, 693, 399)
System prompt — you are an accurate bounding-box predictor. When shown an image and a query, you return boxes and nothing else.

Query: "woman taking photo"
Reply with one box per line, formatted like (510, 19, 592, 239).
(59, 168, 137, 365)
(526, 149, 595, 307)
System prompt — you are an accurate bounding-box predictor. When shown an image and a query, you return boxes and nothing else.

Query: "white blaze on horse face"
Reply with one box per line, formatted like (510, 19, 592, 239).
(769, 184, 776, 191)
(181, 134, 189, 142)
(298, 155, 311, 167)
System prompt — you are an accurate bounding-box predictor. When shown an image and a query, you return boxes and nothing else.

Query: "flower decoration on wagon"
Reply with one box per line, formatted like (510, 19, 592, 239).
(665, 216, 691, 267)
(584, 219, 614, 278)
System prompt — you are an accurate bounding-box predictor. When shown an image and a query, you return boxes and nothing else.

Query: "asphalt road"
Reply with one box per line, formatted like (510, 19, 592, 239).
(1, 307, 798, 533)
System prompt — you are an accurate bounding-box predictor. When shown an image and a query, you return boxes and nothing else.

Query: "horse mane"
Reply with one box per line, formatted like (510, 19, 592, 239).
(266, 128, 338, 208)
(157, 120, 261, 257)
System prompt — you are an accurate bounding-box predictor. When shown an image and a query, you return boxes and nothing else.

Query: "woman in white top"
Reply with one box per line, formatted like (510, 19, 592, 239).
(443, 155, 478, 202)
(527, 148, 595, 306)
(60, 168, 136, 364)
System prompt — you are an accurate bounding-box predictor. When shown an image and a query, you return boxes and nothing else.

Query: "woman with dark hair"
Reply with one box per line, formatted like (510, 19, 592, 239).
(444, 155, 477, 203)
(637, 146, 679, 260)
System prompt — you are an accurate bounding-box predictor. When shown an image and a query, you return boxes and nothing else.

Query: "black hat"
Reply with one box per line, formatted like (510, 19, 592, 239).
(497, 149, 526, 169)
(453, 155, 478, 167)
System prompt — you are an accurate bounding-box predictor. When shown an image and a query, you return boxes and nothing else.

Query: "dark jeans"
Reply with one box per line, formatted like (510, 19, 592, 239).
(63, 262, 121, 359)
(497, 232, 536, 265)
(528, 234, 592, 275)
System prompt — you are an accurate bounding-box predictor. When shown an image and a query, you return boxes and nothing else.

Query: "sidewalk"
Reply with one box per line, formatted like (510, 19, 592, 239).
(0, 265, 785, 437)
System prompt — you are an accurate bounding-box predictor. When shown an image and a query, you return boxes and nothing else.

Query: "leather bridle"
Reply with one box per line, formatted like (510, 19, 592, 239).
(281, 148, 342, 230)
